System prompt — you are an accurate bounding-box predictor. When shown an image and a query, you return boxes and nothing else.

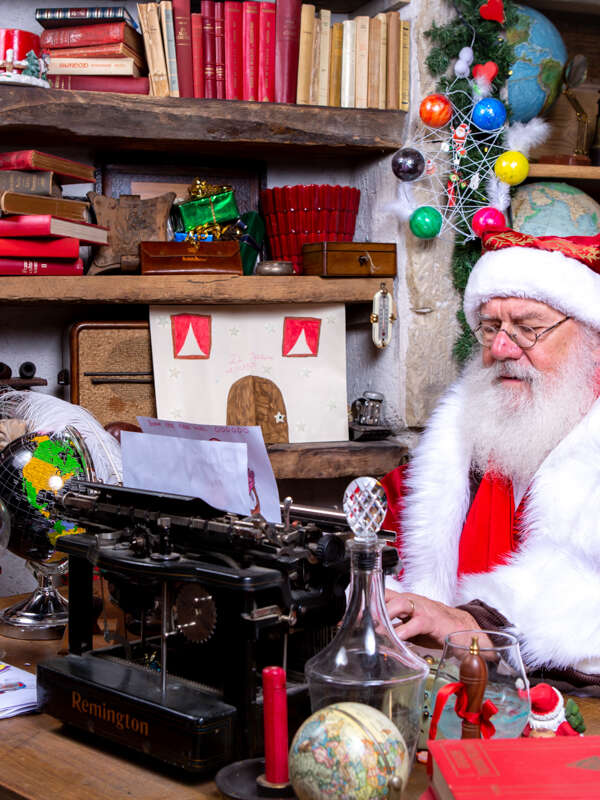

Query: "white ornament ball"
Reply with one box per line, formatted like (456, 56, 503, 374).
(459, 46, 474, 64)
(454, 59, 470, 78)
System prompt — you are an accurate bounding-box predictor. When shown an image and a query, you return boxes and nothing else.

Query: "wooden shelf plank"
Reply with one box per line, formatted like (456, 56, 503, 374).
(529, 164, 600, 180)
(267, 435, 418, 479)
(0, 86, 405, 157)
(0, 274, 388, 305)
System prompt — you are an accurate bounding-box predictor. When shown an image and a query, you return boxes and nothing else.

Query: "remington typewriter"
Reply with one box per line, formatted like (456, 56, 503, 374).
(36, 479, 398, 773)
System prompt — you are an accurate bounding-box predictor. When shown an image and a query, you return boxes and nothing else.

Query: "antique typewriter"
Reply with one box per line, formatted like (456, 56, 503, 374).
(36, 479, 398, 773)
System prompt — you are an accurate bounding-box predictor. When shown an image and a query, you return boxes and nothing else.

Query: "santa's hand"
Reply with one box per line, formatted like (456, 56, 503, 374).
(384, 590, 493, 649)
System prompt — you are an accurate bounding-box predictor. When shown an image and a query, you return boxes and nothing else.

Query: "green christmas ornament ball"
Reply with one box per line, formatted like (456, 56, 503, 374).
(409, 206, 443, 239)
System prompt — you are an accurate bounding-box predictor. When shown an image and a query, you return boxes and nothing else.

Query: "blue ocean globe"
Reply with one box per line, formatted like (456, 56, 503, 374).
(506, 5, 567, 123)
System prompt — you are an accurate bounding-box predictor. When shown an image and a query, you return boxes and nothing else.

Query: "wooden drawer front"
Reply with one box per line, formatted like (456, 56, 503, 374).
(302, 242, 397, 277)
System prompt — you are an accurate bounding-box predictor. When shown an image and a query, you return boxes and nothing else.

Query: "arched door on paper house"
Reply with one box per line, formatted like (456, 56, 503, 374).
(226, 375, 289, 444)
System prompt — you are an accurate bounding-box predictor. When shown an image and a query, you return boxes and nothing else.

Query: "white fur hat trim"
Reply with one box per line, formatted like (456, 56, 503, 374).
(464, 247, 600, 331)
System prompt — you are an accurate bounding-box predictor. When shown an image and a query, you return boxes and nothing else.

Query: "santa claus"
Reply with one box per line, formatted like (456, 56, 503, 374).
(383, 228, 600, 687)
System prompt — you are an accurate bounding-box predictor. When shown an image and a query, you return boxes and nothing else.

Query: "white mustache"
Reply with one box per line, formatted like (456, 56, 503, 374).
(491, 361, 539, 383)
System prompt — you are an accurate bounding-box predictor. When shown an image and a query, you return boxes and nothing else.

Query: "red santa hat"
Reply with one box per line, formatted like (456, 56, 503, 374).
(463, 228, 600, 331)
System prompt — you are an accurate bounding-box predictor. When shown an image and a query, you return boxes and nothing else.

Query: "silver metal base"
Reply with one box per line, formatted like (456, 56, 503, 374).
(0, 584, 68, 640)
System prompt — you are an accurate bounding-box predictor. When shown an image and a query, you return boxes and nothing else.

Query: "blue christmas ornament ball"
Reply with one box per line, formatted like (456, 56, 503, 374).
(472, 98, 507, 131)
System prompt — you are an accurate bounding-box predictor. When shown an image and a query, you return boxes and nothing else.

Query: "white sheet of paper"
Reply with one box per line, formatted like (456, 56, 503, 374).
(137, 418, 281, 523)
(120, 431, 251, 516)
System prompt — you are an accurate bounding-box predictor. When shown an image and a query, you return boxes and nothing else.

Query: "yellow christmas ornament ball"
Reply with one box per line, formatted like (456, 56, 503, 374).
(494, 151, 530, 186)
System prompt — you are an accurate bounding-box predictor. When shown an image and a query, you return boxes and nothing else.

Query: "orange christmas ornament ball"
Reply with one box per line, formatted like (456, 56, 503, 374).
(419, 94, 452, 127)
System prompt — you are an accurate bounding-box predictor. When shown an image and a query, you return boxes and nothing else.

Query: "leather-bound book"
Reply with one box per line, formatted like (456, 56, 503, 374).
(258, 0, 276, 102)
(40, 21, 144, 54)
(191, 12, 204, 97)
(367, 16, 381, 109)
(50, 74, 150, 93)
(274, 0, 302, 103)
(328, 21, 343, 106)
(0, 236, 80, 259)
(171, 0, 193, 96)
(0, 171, 59, 197)
(385, 11, 400, 110)
(43, 42, 147, 71)
(214, 0, 226, 98)
(400, 19, 410, 111)
(224, 0, 243, 99)
(242, 0, 260, 101)
(0, 150, 94, 184)
(0, 257, 84, 276)
(201, 0, 216, 97)
(0, 192, 89, 223)
(376, 12, 387, 109)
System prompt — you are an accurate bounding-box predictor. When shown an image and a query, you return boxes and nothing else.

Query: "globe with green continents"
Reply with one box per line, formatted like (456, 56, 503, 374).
(0, 432, 86, 564)
(512, 182, 600, 237)
(506, 5, 567, 123)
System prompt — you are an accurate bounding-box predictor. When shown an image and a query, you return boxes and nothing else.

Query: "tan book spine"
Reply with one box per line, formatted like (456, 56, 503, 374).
(340, 18, 355, 108)
(159, 0, 180, 97)
(386, 11, 400, 110)
(296, 4, 315, 105)
(366, 16, 381, 109)
(138, 2, 170, 97)
(377, 12, 387, 110)
(0, 192, 88, 223)
(317, 8, 331, 107)
(328, 21, 343, 107)
(309, 17, 321, 105)
(400, 18, 410, 111)
(354, 15, 369, 109)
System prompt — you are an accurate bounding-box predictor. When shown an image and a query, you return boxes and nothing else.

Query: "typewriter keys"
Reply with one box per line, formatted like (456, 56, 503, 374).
(174, 583, 217, 643)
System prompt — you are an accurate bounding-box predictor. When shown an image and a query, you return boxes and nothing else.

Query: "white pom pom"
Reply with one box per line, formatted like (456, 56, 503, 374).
(505, 118, 551, 157)
(385, 182, 417, 223)
(473, 75, 492, 97)
(454, 59, 470, 78)
(486, 175, 511, 211)
(459, 46, 474, 65)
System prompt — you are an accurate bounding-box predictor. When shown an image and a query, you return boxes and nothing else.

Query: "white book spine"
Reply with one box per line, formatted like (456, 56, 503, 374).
(340, 19, 356, 108)
(160, 0, 180, 97)
(317, 8, 331, 107)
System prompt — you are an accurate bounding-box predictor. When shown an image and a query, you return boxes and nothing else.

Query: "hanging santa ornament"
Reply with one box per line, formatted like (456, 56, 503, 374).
(419, 94, 452, 127)
(472, 97, 507, 131)
(494, 150, 529, 185)
(471, 206, 506, 237)
(409, 206, 443, 239)
(391, 148, 426, 181)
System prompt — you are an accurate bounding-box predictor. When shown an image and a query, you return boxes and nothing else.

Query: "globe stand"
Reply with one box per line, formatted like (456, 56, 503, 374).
(0, 559, 68, 640)
(215, 758, 296, 800)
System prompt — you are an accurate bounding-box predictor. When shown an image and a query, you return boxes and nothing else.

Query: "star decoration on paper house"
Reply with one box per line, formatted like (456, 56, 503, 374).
(169, 367, 181, 379)
(274, 412, 286, 424)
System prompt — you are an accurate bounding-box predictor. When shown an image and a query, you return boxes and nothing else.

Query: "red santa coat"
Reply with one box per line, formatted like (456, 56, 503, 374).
(384, 375, 600, 675)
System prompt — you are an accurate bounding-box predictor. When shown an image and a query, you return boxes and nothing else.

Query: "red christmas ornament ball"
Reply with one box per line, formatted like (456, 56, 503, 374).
(472, 206, 506, 237)
(419, 94, 452, 128)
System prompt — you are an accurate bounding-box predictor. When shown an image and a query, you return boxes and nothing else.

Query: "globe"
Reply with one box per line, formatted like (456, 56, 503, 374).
(289, 702, 410, 800)
(0, 432, 88, 564)
(506, 6, 567, 123)
(512, 182, 600, 237)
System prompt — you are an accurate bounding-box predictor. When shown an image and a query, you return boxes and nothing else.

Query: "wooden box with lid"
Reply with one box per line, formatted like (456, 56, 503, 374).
(301, 242, 397, 277)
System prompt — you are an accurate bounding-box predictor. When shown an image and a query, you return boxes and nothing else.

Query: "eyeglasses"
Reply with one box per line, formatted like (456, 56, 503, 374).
(473, 315, 571, 350)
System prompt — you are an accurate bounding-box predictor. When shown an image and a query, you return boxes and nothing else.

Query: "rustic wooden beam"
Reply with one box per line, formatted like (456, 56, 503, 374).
(0, 275, 389, 304)
(0, 87, 405, 156)
(267, 436, 418, 479)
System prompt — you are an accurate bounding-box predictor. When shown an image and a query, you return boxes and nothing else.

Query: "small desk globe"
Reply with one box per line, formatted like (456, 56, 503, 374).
(289, 701, 409, 800)
(0, 430, 90, 639)
(512, 182, 600, 237)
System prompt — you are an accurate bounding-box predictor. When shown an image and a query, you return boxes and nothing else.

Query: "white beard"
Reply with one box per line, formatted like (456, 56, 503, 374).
(460, 334, 598, 485)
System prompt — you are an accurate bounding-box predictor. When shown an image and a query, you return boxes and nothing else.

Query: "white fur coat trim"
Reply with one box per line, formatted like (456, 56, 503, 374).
(390, 374, 600, 671)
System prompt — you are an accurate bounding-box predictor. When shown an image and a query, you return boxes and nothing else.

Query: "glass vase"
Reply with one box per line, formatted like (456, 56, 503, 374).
(304, 538, 428, 760)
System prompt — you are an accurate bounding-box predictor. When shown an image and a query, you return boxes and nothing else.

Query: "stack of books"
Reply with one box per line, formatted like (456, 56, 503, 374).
(297, 9, 410, 109)
(38, 6, 150, 94)
(0, 150, 108, 276)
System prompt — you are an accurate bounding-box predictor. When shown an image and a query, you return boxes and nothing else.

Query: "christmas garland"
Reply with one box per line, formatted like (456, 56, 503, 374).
(425, 0, 519, 362)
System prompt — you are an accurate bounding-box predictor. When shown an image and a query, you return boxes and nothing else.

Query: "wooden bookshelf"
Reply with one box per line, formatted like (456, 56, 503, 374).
(267, 435, 417, 479)
(0, 275, 386, 305)
(528, 164, 600, 180)
(0, 86, 405, 157)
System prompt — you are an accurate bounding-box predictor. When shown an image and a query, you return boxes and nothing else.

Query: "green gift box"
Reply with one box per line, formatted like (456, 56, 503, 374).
(178, 190, 239, 232)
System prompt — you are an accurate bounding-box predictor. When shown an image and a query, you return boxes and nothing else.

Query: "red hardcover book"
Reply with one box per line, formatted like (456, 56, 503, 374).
(0, 151, 94, 184)
(40, 22, 142, 53)
(43, 43, 146, 71)
(274, 0, 302, 103)
(224, 0, 243, 100)
(0, 215, 108, 245)
(0, 236, 79, 259)
(201, 0, 216, 98)
(0, 257, 84, 276)
(242, 0, 259, 101)
(172, 0, 194, 98)
(428, 735, 600, 799)
(191, 13, 204, 98)
(258, 0, 276, 102)
(50, 74, 150, 94)
(214, 1, 225, 99)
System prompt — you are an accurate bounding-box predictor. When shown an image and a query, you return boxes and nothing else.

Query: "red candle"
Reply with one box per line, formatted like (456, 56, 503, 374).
(262, 666, 289, 784)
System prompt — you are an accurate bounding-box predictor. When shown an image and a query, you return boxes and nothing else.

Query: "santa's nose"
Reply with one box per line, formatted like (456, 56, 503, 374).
(489, 329, 523, 360)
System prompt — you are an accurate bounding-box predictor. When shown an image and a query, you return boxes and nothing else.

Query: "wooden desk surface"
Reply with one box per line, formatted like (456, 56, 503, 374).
(1, 595, 599, 800)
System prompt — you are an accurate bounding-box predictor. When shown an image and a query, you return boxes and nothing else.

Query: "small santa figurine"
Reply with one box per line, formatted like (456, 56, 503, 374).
(522, 683, 584, 737)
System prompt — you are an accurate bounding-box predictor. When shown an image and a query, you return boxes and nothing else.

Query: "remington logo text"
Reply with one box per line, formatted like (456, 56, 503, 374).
(72, 691, 149, 736)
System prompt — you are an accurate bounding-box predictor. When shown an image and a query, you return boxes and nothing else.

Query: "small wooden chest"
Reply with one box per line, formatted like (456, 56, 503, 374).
(301, 242, 397, 277)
